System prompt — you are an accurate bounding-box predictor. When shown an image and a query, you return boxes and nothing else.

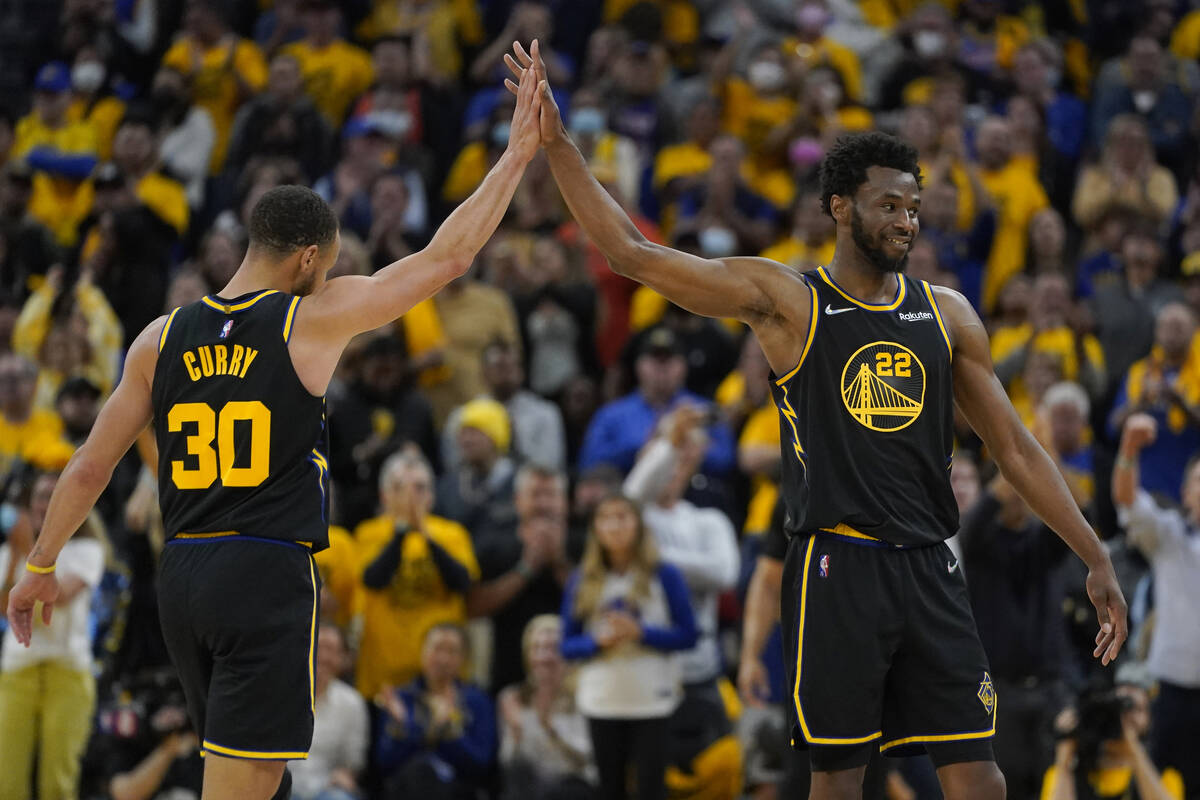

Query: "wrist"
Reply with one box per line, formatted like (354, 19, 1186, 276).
(25, 559, 56, 574)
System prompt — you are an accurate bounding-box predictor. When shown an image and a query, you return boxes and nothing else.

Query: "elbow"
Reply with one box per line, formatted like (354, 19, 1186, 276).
(68, 449, 112, 494)
(443, 254, 474, 280)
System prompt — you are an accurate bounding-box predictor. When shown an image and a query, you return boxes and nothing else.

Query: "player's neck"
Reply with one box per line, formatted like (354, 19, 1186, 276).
(825, 251, 900, 305)
(217, 260, 294, 299)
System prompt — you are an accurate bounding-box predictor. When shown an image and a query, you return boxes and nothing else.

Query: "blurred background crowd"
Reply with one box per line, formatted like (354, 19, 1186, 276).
(1, 0, 1200, 798)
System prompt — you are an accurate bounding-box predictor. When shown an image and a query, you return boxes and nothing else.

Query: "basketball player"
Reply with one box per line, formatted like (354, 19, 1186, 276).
(502, 42, 1127, 800)
(6, 54, 545, 800)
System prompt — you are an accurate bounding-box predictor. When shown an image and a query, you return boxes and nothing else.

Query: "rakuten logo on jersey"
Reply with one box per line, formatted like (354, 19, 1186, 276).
(898, 311, 934, 322)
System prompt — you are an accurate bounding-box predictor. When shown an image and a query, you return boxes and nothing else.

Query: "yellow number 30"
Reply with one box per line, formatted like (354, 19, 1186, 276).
(167, 401, 271, 489)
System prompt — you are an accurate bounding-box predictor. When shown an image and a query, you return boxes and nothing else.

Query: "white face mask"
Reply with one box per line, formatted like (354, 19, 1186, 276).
(748, 60, 786, 93)
(699, 226, 737, 258)
(71, 61, 106, 93)
(913, 31, 947, 59)
(1133, 90, 1157, 112)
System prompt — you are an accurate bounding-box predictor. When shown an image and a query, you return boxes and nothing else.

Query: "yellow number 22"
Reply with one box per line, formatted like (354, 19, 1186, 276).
(168, 401, 271, 489)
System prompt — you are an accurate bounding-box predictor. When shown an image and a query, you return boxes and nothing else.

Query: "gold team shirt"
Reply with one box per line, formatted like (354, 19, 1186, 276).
(161, 36, 268, 173)
(312, 525, 360, 629)
(979, 155, 1049, 312)
(281, 39, 375, 125)
(13, 114, 99, 246)
(353, 513, 479, 697)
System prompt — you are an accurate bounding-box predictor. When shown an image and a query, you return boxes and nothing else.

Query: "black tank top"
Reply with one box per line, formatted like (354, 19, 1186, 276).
(152, 289, 329, 550)
(770, 267, 958, 547)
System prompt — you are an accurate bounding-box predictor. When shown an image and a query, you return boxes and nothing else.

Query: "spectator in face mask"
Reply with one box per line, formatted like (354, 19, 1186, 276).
(674, 136, 777, 258)
(66, 46, 125, 163)
(566, 87, 639, 207)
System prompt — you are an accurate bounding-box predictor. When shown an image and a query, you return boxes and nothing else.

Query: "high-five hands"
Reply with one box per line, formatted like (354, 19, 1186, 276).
(506, 39, 547, 163)
(503, 40, 564, 145)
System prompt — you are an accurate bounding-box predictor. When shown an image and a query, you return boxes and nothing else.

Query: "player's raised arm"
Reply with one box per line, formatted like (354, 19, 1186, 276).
(7, 315, 162, 645)
(504, 43, 810, 341)
(935, 285, 1128, 665)
(307, 47, 544, 338)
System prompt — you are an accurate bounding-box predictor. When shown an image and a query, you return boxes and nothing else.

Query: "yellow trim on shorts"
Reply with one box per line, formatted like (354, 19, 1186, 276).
(922, 281, 953, 361)
(201, 740, 309, 760)
(775, 279, 821, 386)
(817, 524, 882, 543)
(818, 266, 906, 311)
(878, 710, 997, 754)
(282, 296, 302, 342)
(159, 307, 181, 352)
(175, 531, 238, 539)
(794, 536, 884, 746)
(307, 554, 317, 713)
(201, 290, 279, 314)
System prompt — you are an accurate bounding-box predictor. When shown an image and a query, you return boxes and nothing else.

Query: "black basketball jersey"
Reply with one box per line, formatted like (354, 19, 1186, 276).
(152, 289, 329, 550)
(770, 267, 958, 548)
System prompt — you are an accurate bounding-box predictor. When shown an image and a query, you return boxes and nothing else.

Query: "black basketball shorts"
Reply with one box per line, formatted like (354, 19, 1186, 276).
(781, 531, 996, 771)
(158, 533, 321, 760)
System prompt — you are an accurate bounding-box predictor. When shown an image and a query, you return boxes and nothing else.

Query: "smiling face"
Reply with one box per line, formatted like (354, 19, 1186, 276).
(842, 166, 920, 274)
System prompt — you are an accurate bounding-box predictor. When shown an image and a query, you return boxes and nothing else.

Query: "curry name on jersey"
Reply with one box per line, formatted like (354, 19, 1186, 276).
(771, 267, 958, 548)
(152, 289, 330, 550)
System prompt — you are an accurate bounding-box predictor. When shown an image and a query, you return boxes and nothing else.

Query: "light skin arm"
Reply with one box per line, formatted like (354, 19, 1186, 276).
(6, 316, 163, 645)
(504, 42, 812, 375)
(1112, 414, 1156, 509)
(936, 285, 1128, 665)
(737, 555, 782, 707)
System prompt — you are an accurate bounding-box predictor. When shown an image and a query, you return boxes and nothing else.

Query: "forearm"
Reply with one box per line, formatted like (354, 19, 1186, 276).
(740, 558, 782, 665)
(362, 531, 406, 589)
(1128, 738, 1175, 800)
(425, 149, 530, 267)
(466, 570, 526, 617)
(425, 537, 472, 594)
(27, 449, 114, 567)
(1112, 440, 1140, 509)
(996, 429, 1106, 567)
(109, 740, 176, 800)
(622, 438, 676, 505)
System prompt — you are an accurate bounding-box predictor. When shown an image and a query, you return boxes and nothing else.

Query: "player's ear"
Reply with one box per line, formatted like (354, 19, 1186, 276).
(301, 244, 320, 269)
(829, 194, 849, 224)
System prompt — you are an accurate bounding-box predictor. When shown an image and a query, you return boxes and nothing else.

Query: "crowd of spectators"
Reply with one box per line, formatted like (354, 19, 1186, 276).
(1, 0, 1200, 799)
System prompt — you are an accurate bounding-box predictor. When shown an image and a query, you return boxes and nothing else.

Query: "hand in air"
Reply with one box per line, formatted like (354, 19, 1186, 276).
(503, 40, 563, 145)
(503, 39, 545, 163)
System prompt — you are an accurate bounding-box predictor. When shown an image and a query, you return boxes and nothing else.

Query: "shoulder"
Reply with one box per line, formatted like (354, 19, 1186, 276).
(654, 561, 687, 589)
(425, 515, 471, 544)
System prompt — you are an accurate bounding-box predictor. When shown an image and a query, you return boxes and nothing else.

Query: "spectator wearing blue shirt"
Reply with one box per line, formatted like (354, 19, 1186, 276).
(578, 327, 735, 476)
(560, 493, 697, 800)
(375, 623, 497, 800)
(1109, 302, 1200, 503)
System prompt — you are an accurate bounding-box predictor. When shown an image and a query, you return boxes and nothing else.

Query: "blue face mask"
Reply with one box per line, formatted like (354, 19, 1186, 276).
(569, 107, 607, 136)
(491, 121, 511, 148)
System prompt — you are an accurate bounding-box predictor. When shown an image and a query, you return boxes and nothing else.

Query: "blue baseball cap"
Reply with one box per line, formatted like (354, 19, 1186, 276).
(35, 62, 71, 93)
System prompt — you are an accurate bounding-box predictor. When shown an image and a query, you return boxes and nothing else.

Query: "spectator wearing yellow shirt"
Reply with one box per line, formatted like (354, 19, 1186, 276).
(354, 0, 485, 82)
(653, 97, 720, 237)
(975, 115, 1049, 312)
(992, 274, 1105, 420)
(12, 266, 123, 413)
(719, 44, 796, 167)
(356, 450, 479, 698)
(715, 337, 778, 536)
(0, 354, 64, 482)
(161, 0, 268, 173)
(284, 0, 375, 126)
(12, 62, 99, 248)
(782, 2, 864, 103)
(65, 47, 126, 163)
(759, 186, 835, 270)
(110, 112, 190, 238)
(313, 525, 360, 629)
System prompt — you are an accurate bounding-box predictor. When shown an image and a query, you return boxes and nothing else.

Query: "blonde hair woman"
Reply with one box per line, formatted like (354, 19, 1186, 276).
(560, 494, 696, 800)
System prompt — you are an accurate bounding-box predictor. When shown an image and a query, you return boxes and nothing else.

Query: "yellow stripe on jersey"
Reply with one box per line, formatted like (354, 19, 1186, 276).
(283, 296, 302, 342)
(794, 536, 884, 745)
(200, 290, 279, 314)
(817, 524, 883, 543)
(817, 266, 906, 311)
(922, 281, 953, 360)
(775, 279, 821, 386)
(159, 307, 181, 352)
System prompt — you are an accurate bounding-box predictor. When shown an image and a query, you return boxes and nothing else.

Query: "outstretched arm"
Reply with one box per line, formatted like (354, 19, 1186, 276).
(936, 286, 1127, 665)
(7, 315, 163, 645)
(304, 51, 545, 340)
(505, 43, 811, 374)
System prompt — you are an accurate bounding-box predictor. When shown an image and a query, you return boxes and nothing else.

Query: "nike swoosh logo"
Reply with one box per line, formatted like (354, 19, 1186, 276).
(947, 560, 959, 573)
(825, 304, 855, 315)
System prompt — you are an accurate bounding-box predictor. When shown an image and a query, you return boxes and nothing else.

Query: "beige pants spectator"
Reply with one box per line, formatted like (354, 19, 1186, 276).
(0, 660, 96, 800)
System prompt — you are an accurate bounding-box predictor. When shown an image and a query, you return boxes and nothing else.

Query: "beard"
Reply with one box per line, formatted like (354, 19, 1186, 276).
(850, 205, 909, 274)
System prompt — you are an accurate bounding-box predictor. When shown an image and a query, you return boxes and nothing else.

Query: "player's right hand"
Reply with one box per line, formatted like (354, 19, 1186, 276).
(1121, 413, 1157, 452)
(1086, 558, 1128, 667)
(6, 569, 60, 646)
(737, 657, 771, 708)
(502, 39, 545, 163)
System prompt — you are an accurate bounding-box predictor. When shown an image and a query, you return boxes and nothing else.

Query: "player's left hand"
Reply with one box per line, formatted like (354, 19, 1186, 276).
(1086, 559, 1128, 666)
(504, 40, 564, 146)
(6, 569, 60, 646)
(502, 39, 544, 163)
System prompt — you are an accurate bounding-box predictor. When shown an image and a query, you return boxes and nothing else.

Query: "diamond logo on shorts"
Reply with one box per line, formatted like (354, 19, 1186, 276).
(818, 554, 829, 578)
(977, 671, 996, 715)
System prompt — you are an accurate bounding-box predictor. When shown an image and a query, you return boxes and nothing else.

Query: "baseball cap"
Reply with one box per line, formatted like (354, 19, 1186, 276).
(639, 326, 683, 359)
(34, 62, 72, 94)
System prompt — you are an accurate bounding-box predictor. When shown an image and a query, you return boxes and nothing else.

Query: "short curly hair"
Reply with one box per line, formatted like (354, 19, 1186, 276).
(248, 185, 339, 257)
(818, 132, 922, 217)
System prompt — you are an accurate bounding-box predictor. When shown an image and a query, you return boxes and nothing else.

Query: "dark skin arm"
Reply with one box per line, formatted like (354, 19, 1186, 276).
(935, 285, 1128, 665)
(503, 42, 812, 376)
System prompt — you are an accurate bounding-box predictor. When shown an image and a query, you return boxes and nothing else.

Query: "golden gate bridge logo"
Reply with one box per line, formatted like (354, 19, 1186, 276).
(839, 341, 925, 432)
